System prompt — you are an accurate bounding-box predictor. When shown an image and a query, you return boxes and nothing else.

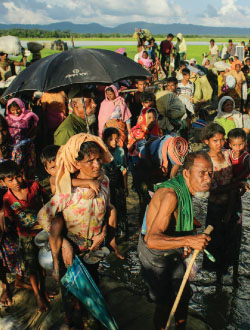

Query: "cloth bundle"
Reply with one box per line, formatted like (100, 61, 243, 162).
(0, 36, 22, 55)
(148, 135, 188, 168)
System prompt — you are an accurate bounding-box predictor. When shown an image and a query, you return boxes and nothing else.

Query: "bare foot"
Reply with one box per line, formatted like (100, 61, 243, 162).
(110, 239, 125, 259)
(52, 268, 60, 281)
(0, 285, 12, 306)
(114, 248, 125, 260)
(35, 294, 48, 312)
(15, 276, 32, 290)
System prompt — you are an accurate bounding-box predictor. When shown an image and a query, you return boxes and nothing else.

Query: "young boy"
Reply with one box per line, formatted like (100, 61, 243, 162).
(228, 128, 250, 181)
(103, 127, 128, 236)
(126, 79, 147, 127)
(0, 160, 49, 312)
(177, 68, 195, 131)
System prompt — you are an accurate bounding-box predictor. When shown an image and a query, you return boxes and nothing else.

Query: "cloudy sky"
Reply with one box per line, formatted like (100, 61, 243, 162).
(1, 0, 250, 27)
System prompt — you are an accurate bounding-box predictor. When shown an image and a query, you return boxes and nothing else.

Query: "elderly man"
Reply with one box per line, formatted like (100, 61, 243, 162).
(138, 151, 212, 330)
(54, 87, 96, 145)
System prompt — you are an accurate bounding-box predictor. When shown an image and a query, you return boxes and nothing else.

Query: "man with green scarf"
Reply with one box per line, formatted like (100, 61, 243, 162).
(138, 151, 212, 330)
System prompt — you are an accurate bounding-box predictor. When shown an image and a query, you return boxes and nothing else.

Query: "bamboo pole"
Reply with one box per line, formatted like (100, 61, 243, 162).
(165, 225, 214, 330)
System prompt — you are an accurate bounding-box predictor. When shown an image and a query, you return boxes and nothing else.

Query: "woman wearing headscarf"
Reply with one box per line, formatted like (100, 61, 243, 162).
(5, 98, 39, 177)
(174, 33, 187, 70)
(214, 96, 243, 137)
(128, 107, 162, 156)
(37, 133, 120, 328)
(98, 85, 131, 148)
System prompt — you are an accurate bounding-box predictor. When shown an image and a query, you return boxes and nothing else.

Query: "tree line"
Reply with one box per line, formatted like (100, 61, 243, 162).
(0, 29, 248, 39)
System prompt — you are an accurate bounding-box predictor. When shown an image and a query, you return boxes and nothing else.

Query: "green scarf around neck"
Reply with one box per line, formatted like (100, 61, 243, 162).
(154, 175, 193, 232)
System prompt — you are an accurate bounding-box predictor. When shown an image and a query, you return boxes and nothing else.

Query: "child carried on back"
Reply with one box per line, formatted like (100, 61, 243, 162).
(40, 143, 124, 280)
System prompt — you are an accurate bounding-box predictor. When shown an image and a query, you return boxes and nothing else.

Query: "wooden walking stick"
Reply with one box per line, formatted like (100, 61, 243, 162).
(165, 225, 214, 330)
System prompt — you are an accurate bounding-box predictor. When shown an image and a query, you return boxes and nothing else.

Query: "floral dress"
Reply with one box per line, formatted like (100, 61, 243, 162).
(37, 176, 109, 251)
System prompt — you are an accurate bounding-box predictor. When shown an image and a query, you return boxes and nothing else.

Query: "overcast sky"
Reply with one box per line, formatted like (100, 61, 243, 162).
(1, 0, 250, 27)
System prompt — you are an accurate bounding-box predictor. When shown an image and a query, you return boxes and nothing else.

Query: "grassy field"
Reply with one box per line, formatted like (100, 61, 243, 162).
(31, 44, 208, 65)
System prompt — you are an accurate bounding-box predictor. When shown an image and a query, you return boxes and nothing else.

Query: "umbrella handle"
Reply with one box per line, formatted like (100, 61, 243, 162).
(165, 225, 214, 330)
(81, 97, 90, 133)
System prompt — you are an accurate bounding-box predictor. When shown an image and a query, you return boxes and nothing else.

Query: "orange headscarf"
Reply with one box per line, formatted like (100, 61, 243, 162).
(128, 107, 162, 155)
(55, 133, 113, 194)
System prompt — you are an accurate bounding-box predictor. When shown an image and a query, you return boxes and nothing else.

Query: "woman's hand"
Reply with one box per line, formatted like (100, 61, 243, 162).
(89, 233, 105, 252)
(62, 238, 74, 267)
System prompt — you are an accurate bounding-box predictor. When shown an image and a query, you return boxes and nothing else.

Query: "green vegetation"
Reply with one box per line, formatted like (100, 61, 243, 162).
(11, 45, 213, 66)
(1, 29, 250, 42)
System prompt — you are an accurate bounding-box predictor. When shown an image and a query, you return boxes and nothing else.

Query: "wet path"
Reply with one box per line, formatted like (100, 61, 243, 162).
(100, 189, 250, 330)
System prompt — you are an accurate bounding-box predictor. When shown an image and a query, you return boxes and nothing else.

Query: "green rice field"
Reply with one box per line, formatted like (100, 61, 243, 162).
(14, 44, 208, 66)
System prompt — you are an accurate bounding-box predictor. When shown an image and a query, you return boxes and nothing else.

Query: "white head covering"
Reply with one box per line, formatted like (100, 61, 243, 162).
(216, 96, 243, 128)
(226, 75, 236, 88)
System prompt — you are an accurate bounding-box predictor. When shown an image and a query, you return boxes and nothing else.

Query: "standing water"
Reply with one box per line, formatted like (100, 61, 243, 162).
(99, 188, 250, 330)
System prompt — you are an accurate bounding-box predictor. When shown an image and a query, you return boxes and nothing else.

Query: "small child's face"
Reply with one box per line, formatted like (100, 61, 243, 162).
(3, 175, 24, 191)
(106, 134, 119, 149)
(183, 73, 190, 81)
(142, 52, 148, 59)
(142, 100, 154, 108)
(106, 90, 116, 101)
(147, 112, 156, 130)
(9, 105, 22, 117)
(229, 137, 245, 153)
(45, 160, 57, 177)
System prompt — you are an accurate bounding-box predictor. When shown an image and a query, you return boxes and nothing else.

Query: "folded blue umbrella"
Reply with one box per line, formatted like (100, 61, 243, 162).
(61, 255, 118, 330)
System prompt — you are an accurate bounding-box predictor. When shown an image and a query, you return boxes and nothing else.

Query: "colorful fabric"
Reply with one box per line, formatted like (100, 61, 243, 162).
(128, 107, 162, 155)
(55, 133, 113, 194)
(98, 85, 131, 138)
(37, 176, 109, 240)
(6, 98, 39, 144)
(160, 39, 173, 55)
(61, 255, 118, 330)
(209, 149, 233, 204)
(229, 150, 250, 178)
(138, 57, 153, 68)
(154, 175, 193, 232)
(3, 180, 47, 236)
(145, 135, 188, 169)
(215, 96, 243, 137)
(19, 236, 39, 275)
(104, 118, 127, 148)
(225, 70, 246, 97)
(0, 231, 22, 275)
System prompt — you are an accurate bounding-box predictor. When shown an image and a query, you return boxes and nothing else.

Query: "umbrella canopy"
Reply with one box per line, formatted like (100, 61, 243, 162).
(2, 48, 151, 98)
(61, 255, 118, 330)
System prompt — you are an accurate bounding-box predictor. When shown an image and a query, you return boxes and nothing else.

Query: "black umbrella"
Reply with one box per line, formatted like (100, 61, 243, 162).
(2, 48, 151, 97)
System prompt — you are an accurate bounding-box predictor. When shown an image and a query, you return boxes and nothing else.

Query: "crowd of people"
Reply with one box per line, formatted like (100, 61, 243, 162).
(0, 32, 250, 330)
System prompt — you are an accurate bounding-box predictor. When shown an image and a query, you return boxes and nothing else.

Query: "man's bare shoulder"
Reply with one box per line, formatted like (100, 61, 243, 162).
(152, 187, 178, 207)
(154, 187, 177, 199)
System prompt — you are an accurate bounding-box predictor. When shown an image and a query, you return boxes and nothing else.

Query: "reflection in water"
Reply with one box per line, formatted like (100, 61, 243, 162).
(100, 193, 250, 329)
